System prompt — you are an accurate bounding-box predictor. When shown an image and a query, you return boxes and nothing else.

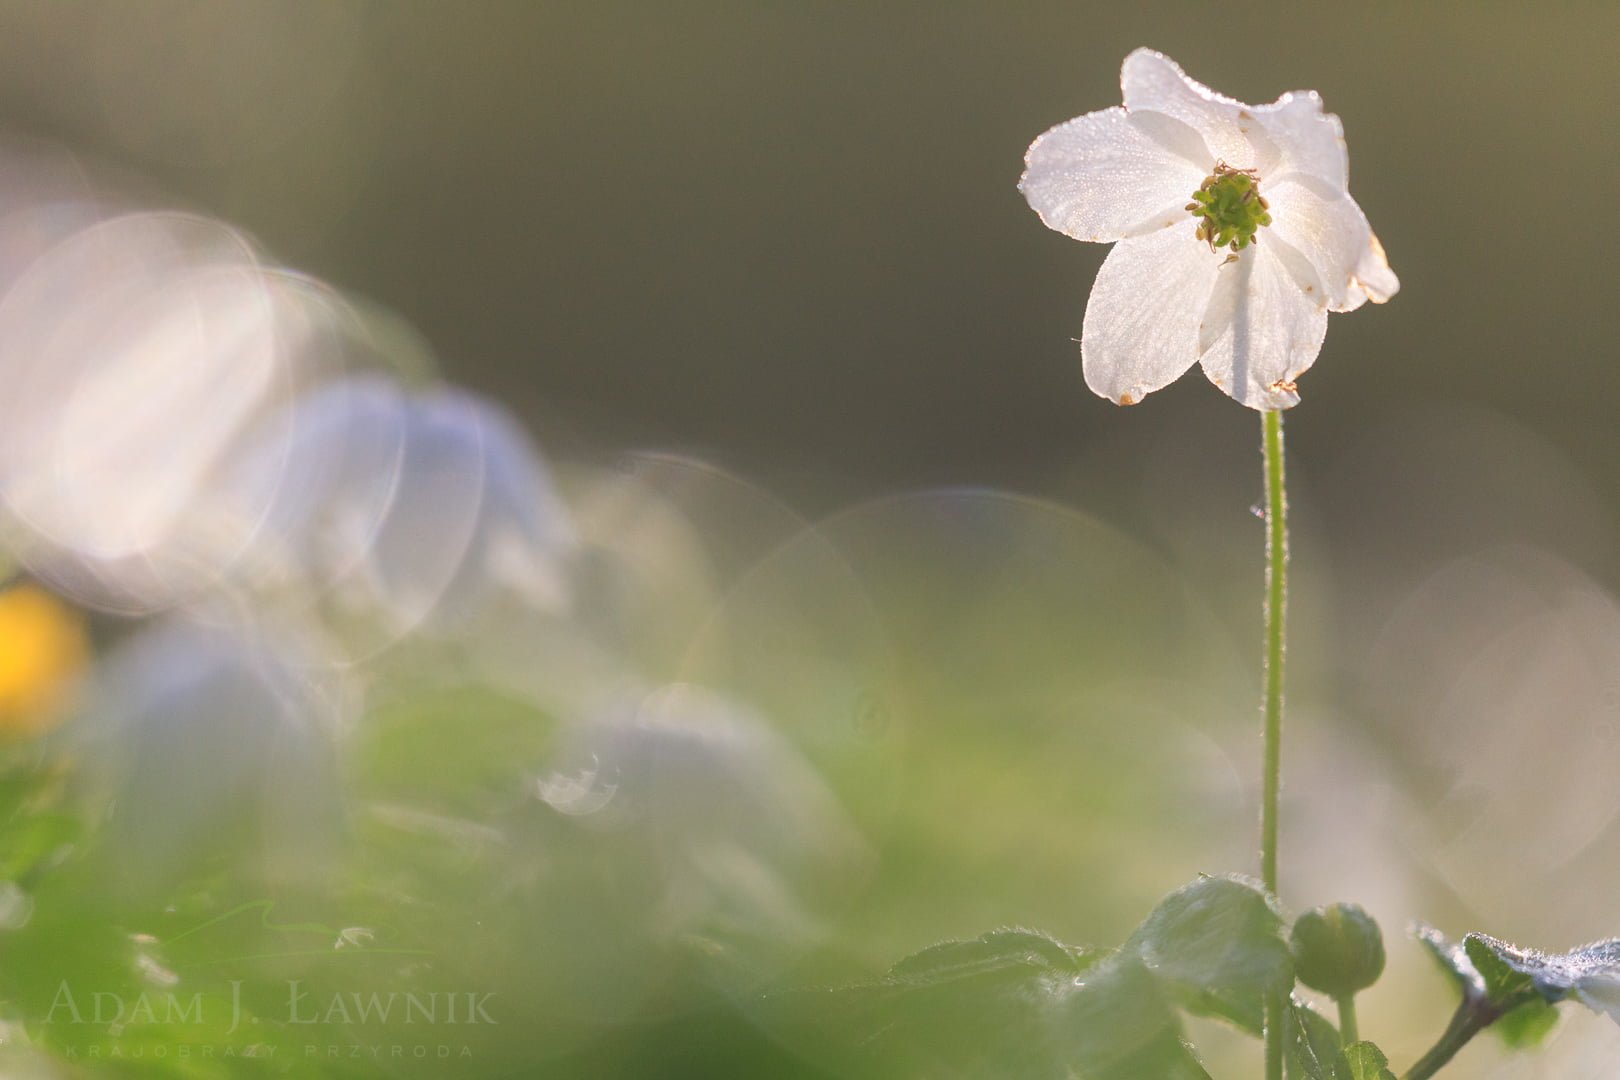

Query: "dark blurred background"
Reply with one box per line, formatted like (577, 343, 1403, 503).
(0, 2, 1614, 503)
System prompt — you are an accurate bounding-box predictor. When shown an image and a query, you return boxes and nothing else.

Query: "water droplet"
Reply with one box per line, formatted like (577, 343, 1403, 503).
(537, 753, 621, 816)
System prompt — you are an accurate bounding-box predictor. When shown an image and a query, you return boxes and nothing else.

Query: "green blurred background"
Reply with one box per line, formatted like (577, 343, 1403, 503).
(4, 3, 1620, 1077)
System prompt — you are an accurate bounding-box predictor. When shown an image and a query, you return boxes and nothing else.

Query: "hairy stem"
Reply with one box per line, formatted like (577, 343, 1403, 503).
(1401, 1001, 1494, 1080)
(1260, 408, 1288, 1080)
(1260, 407, 1286, 896)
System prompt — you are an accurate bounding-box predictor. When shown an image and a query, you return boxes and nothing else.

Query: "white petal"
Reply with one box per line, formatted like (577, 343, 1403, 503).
(1121, 48, 1259, 170)
(1020, 107, 1208, 243)
(1251, 91, 1348, 191)
(1081, 225, 1223, 406)
(1575, 975, 1620, 1024)
(1352, 229, 1400, 305)
(1197, 245, 1327, 410)
(1265, 178, 1373, 311)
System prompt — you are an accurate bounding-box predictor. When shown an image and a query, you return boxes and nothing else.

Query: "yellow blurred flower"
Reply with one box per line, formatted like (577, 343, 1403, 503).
(0, 582, 87, 738)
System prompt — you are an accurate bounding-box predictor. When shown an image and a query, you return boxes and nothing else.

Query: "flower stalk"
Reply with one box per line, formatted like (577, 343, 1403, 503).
(1260, 407, 1287, 893)
(1261, 407, 1288, 1080)
(1336, 994, 1359, 1047)
(1400, 1000, 1495, 1080)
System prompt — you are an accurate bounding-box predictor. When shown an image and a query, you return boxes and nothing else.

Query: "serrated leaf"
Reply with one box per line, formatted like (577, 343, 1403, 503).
(1464, 932, 1620, 1023)
(770, 930, 1211, 1079)
(1126, 874, 1294, 1034)
(1413, 923, 1485, 1002)
(1284, 999, 1346, 1080)
(1342, 1040, 1396, 1080)
(1463, 935, 1538, 1003)
(1493, 998, 1559, 1049)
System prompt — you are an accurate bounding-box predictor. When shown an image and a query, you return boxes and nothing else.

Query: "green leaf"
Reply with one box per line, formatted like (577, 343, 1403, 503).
(1493, 998, 1559, 1049)
(1413, 923, 1485, 1002)
(770, 929, 1211, 1079)
(1463, 932, 1620, 1022)
(1055, 954, 1216, 1080)
(0, 752, 82, 886)
(1463, 934, 1538, 1002)
(1125, 873, 1294, 1034)
(1284, 999, 1346, 1080)
(1416, 925, 1578, 1051)
(1342, 1040, 1397, 1080)
(353, 684, 556, 816)
(0, 810, 77, 882)
(887, 927, 1097, 982)
(774, 875, 1302, 1077)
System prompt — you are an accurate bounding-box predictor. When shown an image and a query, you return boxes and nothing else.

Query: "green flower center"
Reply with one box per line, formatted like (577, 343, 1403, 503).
(1187, 164, 1272, 253)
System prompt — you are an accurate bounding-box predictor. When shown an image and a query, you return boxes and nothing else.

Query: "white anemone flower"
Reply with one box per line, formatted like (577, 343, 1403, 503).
(1020, 49, 1398, 409)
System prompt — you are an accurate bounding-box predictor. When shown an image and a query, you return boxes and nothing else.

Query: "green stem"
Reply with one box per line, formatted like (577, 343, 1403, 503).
(1265, 990, 1286, 1080)
(1401, 1001, 1493, 1080)
(1260, 408, 1288, 1080)
(1336, 994, 1359, 1047)
(1260, 407, 1286, 897)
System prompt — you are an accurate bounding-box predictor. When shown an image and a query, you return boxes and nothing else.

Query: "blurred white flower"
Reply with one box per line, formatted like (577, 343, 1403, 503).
(80, 617, 347, 897)
(224, 374, 577, 660)
(537, 682, 869, 945)
(1020, 48, 1398, 409)
(0, 211, 343, 612)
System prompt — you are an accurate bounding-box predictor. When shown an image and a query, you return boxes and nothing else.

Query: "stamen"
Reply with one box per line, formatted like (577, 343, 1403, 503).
(1187, 164, 1273, 254)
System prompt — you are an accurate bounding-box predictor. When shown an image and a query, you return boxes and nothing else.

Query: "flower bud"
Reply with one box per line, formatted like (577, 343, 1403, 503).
(1290, 903, 1386, 998)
